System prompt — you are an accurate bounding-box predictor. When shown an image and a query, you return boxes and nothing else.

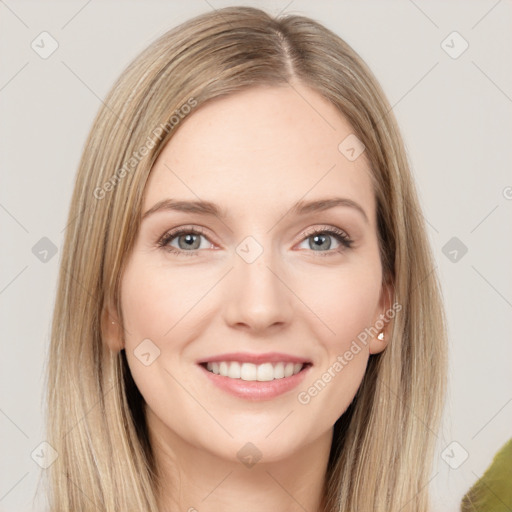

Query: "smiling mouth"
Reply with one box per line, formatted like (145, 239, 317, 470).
(200, 361, 312, 382)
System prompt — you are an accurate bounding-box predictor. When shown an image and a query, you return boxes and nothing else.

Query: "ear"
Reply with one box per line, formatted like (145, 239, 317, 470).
(101, 301, 125, 353)
(369, 282, 393, 355)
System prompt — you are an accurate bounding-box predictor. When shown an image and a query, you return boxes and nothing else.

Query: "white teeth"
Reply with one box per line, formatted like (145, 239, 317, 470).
(219, 362, 229, 376)
(227, 361, 241, 379)
(256, 363, 274, 381)
(274, 362, 285, 379)
(240, 363, 257, 381)
(205, 361, 305, 381)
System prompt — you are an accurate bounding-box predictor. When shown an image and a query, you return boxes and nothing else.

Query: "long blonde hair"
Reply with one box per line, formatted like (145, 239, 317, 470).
(42, 6, 447, 511)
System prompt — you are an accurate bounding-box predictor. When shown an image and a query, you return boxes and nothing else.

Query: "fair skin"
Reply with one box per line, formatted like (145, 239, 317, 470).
(105, 83, 390, 512)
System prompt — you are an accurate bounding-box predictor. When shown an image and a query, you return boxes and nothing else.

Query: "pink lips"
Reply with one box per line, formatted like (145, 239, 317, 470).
(197, 352, 311, 365)
(197, 352, 312, 401)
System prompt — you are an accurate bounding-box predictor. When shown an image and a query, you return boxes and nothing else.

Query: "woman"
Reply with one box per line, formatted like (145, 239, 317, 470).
(44, 6, 447, 511)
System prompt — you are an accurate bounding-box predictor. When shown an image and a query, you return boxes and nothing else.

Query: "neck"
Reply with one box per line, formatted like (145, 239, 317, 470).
(146, 406, 333, 512)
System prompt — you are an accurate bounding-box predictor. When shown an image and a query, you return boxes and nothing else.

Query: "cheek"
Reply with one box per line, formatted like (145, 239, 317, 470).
(118, 256, 222, 392)
(120, 258, 208, 341)
(296, 259, 382, 350)
(119, 260, 198, 416)
(294, 258, 381, 418)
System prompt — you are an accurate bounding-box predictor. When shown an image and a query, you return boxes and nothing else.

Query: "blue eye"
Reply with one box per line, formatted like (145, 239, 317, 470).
(297, 226, 353, 255)
(158, 225, 353, 257)
(158, 226, 212, 257)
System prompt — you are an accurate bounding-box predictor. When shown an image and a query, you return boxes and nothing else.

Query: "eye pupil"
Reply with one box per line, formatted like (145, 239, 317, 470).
(310, 234, 331, 250)
(179, 233, 200, 250)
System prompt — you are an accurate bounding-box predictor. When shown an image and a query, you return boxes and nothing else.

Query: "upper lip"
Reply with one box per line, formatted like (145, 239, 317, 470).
(197, 352, 312, 365)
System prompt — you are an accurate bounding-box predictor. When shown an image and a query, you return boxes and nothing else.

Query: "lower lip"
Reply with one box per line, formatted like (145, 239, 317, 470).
(198, 363, 312, 401)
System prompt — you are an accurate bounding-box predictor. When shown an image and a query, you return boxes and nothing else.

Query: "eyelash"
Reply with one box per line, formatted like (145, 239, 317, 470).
(157, 225, 353, 257)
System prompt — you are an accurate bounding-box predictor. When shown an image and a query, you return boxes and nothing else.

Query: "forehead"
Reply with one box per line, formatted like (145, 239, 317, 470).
(143, 84, 375, 222)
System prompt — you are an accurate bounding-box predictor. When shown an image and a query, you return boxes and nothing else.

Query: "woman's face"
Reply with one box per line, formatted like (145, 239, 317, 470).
(112, 84, 390, 464)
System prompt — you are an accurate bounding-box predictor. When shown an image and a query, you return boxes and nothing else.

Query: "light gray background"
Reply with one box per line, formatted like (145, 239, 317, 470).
(1, 1, 511, 511)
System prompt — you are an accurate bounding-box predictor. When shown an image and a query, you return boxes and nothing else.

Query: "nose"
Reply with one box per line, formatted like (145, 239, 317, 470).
(222, 244, 294, 334)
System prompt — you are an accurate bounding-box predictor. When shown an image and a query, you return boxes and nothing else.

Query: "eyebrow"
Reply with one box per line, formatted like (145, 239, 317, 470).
(141, 197, 369, 224)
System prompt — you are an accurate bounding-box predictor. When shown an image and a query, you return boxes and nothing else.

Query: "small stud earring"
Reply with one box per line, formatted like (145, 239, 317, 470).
(377, 332, 384, 341)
